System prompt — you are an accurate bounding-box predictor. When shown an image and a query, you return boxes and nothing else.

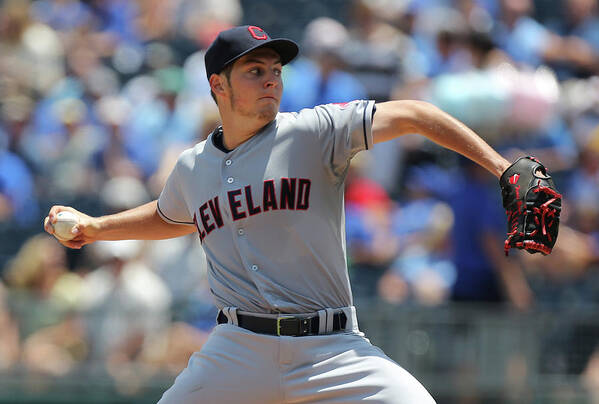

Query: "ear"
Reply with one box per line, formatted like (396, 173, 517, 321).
(209, 74, 227, 97)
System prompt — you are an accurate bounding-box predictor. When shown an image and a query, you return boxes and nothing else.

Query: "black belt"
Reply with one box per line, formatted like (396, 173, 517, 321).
(217, 310, 348, 337)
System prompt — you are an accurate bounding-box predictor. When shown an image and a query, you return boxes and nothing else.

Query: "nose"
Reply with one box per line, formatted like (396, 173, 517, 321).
(264, 71, 280, 89)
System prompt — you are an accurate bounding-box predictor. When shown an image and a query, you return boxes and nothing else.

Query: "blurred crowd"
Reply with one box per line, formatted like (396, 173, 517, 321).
(1, 0, 599, 398)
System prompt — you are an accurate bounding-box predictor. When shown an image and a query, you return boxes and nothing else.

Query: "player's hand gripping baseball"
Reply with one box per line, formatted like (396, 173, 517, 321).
(44, 206, 100, 249)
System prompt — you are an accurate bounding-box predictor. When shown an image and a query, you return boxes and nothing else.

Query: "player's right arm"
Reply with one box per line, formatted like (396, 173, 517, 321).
(43, 200, 196, 249)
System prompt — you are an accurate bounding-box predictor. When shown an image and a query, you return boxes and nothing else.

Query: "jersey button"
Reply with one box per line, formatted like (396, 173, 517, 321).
(227, 177, 234, 184)
(251, 265, 258, 271)
(238, 229, 244, 235)
(225, 159, 232, 166)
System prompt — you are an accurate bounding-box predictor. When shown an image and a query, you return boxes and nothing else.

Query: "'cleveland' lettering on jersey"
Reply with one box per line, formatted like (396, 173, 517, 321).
(194, 177, 311, 241)
(193, 196, 224, 241)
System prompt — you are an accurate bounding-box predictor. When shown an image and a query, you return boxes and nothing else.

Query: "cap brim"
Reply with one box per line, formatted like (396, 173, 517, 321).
(223, 38, 299, 69)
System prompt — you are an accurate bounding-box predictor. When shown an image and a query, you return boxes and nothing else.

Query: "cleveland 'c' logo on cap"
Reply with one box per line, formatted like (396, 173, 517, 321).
(248, 26, 268, 40)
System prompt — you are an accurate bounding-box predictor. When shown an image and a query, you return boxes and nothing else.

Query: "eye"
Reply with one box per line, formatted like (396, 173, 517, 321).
(250, 67, 262, 75)
(273, 68, 282, 76)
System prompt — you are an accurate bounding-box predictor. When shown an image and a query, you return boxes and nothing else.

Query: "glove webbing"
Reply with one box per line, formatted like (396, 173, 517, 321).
(504, 181, 562, 256)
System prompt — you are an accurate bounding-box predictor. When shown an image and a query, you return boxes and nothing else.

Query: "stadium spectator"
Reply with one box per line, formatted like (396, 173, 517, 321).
(545, 0, 599, 79)
(21, 312, 88, 376)
(448, 159, 533, 310)
(280, 17, 366, 112)
(378, 166, 456, 306)
(0, 134, 38, 225)
(492, 0, 554, 67)
(3, 234, 82, 334)
(344, 0, 408, 101)
(79, 240, 171, 393)
(0, 281, 20, 371)
(345, 156, 400, 300)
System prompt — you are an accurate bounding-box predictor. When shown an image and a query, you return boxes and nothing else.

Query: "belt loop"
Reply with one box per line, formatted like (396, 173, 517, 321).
(341, 306, 359, 332)
(325, 308, 335, 333)
(222, 307, 239, 325)
(317, 309, 327, 334)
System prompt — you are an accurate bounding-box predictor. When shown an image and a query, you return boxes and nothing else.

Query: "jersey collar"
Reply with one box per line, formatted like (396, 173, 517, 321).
(205, 118, 279, 158)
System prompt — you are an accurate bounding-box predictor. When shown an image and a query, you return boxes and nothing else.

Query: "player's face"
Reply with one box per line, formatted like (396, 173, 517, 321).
(226, 48, 283, 122)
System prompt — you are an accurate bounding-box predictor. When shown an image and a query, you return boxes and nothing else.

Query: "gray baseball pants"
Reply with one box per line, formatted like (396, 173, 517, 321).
(157, 307, 436, 403)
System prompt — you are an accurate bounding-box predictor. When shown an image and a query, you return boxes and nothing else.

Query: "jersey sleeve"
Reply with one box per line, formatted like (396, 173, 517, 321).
(157, 162, 194, 225)
(312, 100, 375, 179)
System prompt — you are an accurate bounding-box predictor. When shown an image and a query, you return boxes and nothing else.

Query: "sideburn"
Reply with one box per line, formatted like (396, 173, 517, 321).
(228, 84, 236, 110)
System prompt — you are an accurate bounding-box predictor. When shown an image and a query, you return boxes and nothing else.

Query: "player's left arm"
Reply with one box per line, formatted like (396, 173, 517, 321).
(372, 100, 510, 178)
(373, 100, 562, 256)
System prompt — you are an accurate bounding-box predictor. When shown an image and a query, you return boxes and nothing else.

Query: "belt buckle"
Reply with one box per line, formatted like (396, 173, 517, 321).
(277, 316, 295, 336)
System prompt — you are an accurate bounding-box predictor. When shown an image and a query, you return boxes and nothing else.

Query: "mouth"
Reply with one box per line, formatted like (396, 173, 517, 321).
(259, 96, 278, 102)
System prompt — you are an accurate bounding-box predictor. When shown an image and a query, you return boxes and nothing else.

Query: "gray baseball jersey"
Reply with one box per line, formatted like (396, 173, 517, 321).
(156, 100, 437, 403)
(157, 100, 375, 314)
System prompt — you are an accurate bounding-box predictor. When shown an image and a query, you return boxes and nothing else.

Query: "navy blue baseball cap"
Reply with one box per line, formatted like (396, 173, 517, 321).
(205, 25, 299, 79)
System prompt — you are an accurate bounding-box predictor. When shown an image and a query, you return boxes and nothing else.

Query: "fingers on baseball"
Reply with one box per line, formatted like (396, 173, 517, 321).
(48, 205, 80, 222)
(57, 230, 87, 249)
(48, 205, 64, 222)
(43, 216, 54, 234)
(61, 239, 86, 249)
(45, 207, 86, 248)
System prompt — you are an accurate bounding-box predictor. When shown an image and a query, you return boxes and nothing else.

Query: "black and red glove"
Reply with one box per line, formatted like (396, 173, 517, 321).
(499, 156, 562, 255)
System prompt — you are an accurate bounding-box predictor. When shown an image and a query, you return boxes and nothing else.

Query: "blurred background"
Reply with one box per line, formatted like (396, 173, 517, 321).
(0, 0, 598, 402)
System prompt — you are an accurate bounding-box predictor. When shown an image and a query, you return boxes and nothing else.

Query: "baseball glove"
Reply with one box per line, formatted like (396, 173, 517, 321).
(499, 156, 562, 256)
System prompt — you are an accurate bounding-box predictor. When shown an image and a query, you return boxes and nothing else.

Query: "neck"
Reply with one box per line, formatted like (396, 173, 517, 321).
(219, 111, 275, 150)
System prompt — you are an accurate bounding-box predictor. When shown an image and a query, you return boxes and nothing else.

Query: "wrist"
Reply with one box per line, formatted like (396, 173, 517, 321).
(89, 216, 106, 238)
(496, 158, 511, 178)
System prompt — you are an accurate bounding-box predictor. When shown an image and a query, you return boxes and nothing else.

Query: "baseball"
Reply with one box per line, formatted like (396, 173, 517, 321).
(52, 211, 79, 241)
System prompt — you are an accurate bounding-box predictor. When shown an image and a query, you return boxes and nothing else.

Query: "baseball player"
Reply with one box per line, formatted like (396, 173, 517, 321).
(44, 25, 554, 403)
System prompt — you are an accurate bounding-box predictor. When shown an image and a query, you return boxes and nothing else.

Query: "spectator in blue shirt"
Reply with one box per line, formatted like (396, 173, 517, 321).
(547, 0, 599, 79)
(280, 17, 366, 112)
(449, 159, 533, 310)
(0, 130, 39, 226)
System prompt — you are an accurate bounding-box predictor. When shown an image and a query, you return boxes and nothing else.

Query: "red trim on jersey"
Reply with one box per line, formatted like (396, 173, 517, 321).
(296, 178, 311, 210)
(245, 185, 262, 216)
(280, 178, 296, 210)
(199, 202, 215, 235)
(263, 179, 278, 211)
(333, 102, 350, 108)
(193, 213, 206, 243)
(228, 189, 247, 220)
(209, 197, 224, 228)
